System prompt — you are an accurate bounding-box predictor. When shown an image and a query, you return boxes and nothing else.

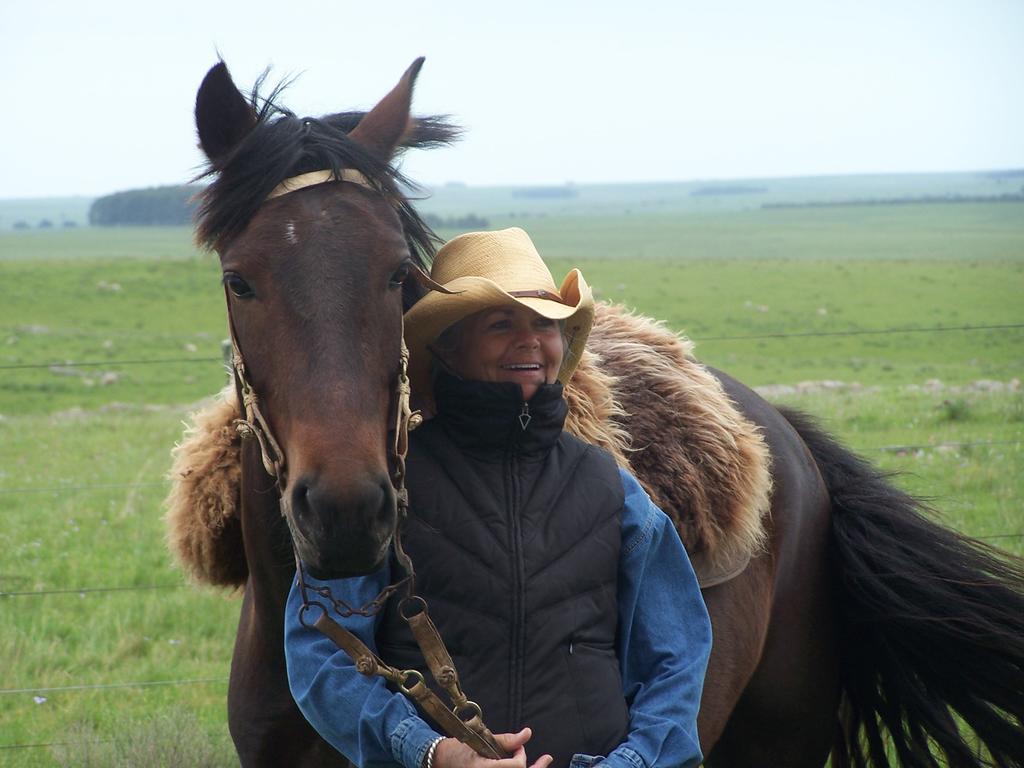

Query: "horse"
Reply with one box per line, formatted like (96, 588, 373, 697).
(190, 59, 1024, 767)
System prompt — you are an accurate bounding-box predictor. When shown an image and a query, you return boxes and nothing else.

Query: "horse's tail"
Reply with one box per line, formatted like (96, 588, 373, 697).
(778, 407, 1024, 768)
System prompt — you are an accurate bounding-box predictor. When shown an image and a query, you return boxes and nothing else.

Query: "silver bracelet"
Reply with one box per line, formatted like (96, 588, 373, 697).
(424, 736, 444, 768)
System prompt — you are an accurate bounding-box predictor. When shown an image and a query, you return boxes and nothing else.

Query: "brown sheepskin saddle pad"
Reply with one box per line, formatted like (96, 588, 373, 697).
(165, 303, 771, 590)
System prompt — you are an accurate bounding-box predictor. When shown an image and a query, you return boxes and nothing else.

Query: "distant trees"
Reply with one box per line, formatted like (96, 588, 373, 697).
(511, 186, 578, 199)
(89, 185, 203, 226)
(422, 213, 489, 229)
(691, 185, 768, 196)
(86, 184, 490, 230)
(8, 219, 77, 230)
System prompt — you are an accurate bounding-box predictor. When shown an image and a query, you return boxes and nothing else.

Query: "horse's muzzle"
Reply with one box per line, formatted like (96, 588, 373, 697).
(287, 472, 396, 578)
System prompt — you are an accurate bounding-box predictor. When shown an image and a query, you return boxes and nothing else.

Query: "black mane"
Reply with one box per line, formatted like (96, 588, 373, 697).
(194, 74, 460, 277)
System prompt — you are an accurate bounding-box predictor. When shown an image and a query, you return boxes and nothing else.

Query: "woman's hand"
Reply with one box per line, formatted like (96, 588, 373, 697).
(433, 728, 553, 768)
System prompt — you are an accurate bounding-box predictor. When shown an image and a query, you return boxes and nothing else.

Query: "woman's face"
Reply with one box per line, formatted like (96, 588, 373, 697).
(443, 304, 564, 401)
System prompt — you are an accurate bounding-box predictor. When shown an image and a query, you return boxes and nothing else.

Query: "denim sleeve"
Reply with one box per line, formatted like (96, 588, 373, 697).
(284, 565, 441, 768)
(598, 469, 712, 768)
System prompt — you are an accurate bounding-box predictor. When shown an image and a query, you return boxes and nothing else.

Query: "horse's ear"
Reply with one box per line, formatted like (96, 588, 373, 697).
(195, 62, 257, 164)
(347, 57, 425, 161)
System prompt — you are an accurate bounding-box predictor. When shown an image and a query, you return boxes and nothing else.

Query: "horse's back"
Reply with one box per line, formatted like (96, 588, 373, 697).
(698, 369, 839, 767)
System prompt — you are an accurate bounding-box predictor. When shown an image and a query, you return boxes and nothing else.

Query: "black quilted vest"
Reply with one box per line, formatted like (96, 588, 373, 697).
(376, 373, 628, 766)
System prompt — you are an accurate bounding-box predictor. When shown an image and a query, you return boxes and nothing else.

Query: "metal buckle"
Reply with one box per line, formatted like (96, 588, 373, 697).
(398, 669, 425, 695)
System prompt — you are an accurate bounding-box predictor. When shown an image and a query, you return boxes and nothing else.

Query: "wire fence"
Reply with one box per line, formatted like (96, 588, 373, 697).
(0, 363, 1020, 605)
(2, 318, 1022, 753)
(694, 322, 1024, 342)
(2, 436, 1021, 497)
(870, 439, 1023, 453)
(0, 584, 185, 598)
(0, 481, 169, 495)
(0, 739, 113, 753)
(2, 321, 1023, 371)
(0, 356, 223, 371)
(0, 681, 228, 751)
(5, 526, 1024, 600)
(0, 677, 228, 696)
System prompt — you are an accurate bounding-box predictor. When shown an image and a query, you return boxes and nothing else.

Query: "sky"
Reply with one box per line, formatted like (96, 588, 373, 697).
(1, 0, 1022, 199)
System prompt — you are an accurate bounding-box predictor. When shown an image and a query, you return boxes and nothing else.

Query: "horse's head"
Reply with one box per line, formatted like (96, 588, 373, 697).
(194, 59, 456, 578)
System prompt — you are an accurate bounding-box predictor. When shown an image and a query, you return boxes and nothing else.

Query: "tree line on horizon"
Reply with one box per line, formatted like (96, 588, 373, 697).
(87, 184, 488, 230)
(89, 185, 202, 226)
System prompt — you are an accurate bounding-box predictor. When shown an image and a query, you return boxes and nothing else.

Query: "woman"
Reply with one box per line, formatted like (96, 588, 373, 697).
(285, 228, 712, 768)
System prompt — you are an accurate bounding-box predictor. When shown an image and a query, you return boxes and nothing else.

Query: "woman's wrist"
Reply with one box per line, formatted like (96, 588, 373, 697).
(422, 736, 445, 768)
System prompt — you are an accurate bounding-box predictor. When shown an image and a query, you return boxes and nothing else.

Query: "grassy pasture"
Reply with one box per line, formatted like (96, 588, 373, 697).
(2, 203, 1022, 414)
(0, 226, 195, 262)
(2, 252, 1020, 415)
(1, 200, 1022, 765)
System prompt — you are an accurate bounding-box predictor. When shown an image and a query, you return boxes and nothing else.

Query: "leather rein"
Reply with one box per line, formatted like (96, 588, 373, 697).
(225, 169, 504, 759)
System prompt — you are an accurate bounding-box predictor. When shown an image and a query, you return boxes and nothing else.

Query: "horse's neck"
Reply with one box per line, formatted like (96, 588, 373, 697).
(239, 438, 296, 629)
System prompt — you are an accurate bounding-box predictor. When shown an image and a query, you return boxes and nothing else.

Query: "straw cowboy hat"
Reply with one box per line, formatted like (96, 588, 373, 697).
(404, 227, 594, 396)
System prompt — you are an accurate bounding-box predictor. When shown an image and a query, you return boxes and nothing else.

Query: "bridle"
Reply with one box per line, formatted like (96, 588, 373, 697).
(224, 168, 505, 758)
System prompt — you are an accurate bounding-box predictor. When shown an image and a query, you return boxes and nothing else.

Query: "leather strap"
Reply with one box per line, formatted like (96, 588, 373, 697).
(266, 168, 374, 199)
(313, 611, 504, 759)
(404, 601, 461, 693)
(401, 600, 503, 753)
(225, 286, 287, 483)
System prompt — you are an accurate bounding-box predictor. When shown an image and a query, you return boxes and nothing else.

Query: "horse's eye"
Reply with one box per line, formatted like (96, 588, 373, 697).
(223, 273, 255, 299)
(389, 261, 412, 289)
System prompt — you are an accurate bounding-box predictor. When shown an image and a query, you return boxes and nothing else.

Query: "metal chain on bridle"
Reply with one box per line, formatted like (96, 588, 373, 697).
(224, 169, 505, 759)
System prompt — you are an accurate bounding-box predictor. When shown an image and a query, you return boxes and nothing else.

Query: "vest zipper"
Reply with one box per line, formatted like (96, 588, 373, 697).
(507, 406, 528, 727)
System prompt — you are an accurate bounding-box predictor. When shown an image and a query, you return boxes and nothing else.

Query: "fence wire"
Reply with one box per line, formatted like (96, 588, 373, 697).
(0, 356, 222, 371)
(0, 584, 184, 598)
(3, 322, 1022, 371)
(0, 677, 228, 696)
(694, 322, 1024, 342)
(0, 739, 113, 752)
(2, 318, 1021, 755)
(2, 535, 1020, 601)
(0, 481, 168, 495)
(0, 441, 1020, 499)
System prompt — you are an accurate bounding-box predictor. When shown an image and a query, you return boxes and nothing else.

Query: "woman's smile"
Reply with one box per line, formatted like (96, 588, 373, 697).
(443, 305, 565, 401)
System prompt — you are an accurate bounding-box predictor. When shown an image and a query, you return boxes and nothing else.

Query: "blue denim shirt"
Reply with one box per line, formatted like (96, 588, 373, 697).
(285, 468, 711, 768)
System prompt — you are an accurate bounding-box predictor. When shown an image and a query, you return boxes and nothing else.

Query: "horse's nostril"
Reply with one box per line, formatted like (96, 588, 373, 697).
(291, 477, 313, 517)
(289, 473, 396, 554)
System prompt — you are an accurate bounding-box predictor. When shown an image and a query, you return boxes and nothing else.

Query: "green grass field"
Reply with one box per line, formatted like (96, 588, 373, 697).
(1, 197, 1022, 765)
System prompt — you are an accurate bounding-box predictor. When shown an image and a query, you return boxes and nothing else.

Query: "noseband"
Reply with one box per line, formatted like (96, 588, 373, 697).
(224, 169, 505, 758)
